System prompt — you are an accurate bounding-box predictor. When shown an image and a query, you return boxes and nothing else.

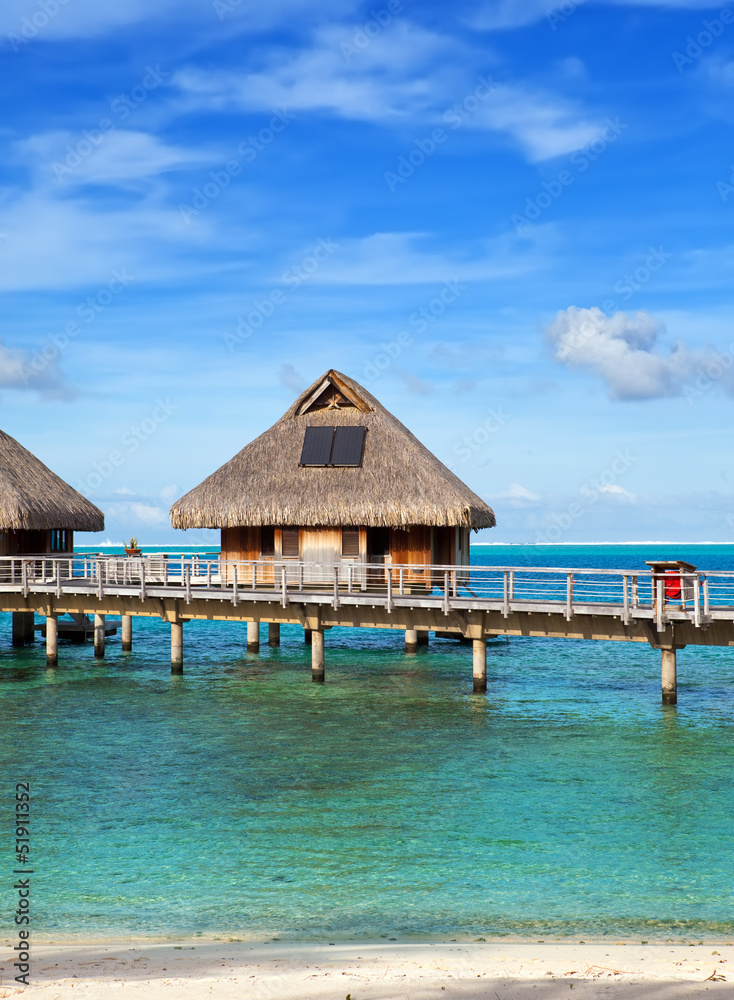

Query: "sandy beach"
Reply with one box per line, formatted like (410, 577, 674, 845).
(2, 939, 732, 999)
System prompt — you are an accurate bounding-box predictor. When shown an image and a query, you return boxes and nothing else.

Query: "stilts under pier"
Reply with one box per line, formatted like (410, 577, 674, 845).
(121, 614, 132, 652)
(171, 620, 183, 675)
(2, 554, 734, 703)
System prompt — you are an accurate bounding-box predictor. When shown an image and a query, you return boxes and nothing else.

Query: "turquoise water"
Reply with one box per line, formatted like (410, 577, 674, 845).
(2, 544, 733, 942)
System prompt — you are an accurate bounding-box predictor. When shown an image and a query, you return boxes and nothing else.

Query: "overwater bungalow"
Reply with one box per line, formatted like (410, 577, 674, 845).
(0, 428, 104, 556)
(0, 428, 104, 645)
(170, 369, 495, 577)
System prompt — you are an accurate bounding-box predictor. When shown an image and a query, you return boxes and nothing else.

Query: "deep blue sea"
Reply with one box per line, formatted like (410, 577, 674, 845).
(2, 544, 733, 942)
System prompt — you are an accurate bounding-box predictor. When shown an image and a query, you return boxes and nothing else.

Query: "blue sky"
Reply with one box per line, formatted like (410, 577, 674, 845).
(2, 0, 734, 544)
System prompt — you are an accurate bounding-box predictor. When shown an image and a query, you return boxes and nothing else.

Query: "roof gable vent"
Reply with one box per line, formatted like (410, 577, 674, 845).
(297, 373, 372, 415)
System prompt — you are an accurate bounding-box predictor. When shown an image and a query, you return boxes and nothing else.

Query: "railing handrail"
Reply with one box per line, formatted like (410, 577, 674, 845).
(1, 554, 731, 628)
(0, 552, 720, 579)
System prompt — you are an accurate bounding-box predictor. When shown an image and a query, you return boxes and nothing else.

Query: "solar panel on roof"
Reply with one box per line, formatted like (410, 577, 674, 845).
(300, 426, 334, 466)
(330, 426, 366, 466)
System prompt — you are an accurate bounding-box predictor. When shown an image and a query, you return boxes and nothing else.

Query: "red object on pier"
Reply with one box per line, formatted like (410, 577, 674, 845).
(664, 571, 682, 601)
(645, 559, 697, 606)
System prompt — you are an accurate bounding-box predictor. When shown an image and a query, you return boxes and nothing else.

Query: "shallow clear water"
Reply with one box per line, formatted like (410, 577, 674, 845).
(2, 544, 733, 941)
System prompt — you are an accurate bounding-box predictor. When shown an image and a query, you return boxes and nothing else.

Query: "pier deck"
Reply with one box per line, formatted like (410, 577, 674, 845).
(2, 555, 734, 702)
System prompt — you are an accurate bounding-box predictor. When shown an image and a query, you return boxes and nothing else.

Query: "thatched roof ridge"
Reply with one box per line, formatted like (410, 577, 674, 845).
(0, 430, 104, 531)
(170, 370, 495, 530)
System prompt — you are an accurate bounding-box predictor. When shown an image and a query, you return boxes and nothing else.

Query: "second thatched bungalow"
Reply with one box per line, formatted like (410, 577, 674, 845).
(170, 370, 494, 583)
(0, 429, 104, 558)
(0, 427, 104, 646)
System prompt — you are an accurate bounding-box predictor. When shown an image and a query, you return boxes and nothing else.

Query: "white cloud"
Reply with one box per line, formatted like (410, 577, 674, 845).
(704, 56, 734, 88)
(490, 482, 541, 502)
(1, 0, 356, 41)
(17, 131, 211, 186)
(599, 483, 636, 500)
(468, 0, 726, 30)
(159, 483, 181, 504)
(174, 23, 451, 123)
(0, 190, 200, 291)
(1, 0, 176, 39)
(0, 338, 74, 399)
(470, 85, 601, 161)
(106, 500, 169, 527)
(278, 363, 307, 393)
(546, 306, 733, 400)
(174, 26, 601, 162)
(466, 0, 554, 29)
(301, 230, 551, 285)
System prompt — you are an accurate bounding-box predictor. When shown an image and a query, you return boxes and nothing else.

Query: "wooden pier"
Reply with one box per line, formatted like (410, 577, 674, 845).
(2, 554, 734, 703)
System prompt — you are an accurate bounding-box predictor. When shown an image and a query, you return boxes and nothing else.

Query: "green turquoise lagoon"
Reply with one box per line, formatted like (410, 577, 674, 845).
(2, 544, 733, 941)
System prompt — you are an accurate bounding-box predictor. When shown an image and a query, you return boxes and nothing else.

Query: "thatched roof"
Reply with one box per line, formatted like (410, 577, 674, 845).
(0, 430, 104, 531)
(170, 370, 495, 530)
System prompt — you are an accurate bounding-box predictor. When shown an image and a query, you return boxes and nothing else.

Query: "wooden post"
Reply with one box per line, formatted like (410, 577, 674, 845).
(268, 623, 281, 647)
(171, 621, 183, 674)
(311, 628, 325, 683)
(12, 612, 33, 646)
(417, 631, 429, 646)
(247, 621, 260, 651)
(473, 637, 487, 694)
(304, 628, 312, 645)
(405, 629, 418, 650)
(661, 647, 677, 705)
(121, 615, 132, 652)
(46, 614, 58, 667)
(94, 614, 105, 658)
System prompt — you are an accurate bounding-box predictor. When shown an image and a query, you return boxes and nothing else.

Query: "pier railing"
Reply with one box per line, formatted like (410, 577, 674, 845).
(1, 554, 732, 627)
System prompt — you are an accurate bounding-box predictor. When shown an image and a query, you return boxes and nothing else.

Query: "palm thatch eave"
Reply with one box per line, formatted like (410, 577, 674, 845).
(0, 430, 104, 532)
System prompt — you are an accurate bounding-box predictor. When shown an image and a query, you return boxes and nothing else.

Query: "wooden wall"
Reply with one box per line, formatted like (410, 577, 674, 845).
(389, 526, 431, 564)
(300, 529, 342, 564)
(0, 529, 74, 556)
(431, 527, 470, 567)
(220, 526, 261, 562)
(220, 526, 469, 564)
(221, 526, 370, 563)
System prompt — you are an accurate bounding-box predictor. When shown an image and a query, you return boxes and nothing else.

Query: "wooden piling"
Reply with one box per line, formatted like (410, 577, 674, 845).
(405, 629, 418, 650)
(473, 637, 487, 694)
(171, 621, 183, 674)
(268, 623, 281, 647)
(11, 612, 24, 647)
(12, 611, 33, 647)
(311, 628, 325, 683)
(247, 621, 260, 651)
(121, 615, 132, 652)
(661, 647, 677, 705)
(46, 614, 58, 667)
(94, 614, 105, 659)
(417, 631, 429, 646)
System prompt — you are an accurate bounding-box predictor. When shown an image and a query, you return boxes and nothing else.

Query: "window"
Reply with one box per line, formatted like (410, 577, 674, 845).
(299, 426, 366, 467)
(341, 529, 359, 557)
(282, 528, 300, 558)
(51, 529, 68, 552)
(261, 526, 275, 557)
